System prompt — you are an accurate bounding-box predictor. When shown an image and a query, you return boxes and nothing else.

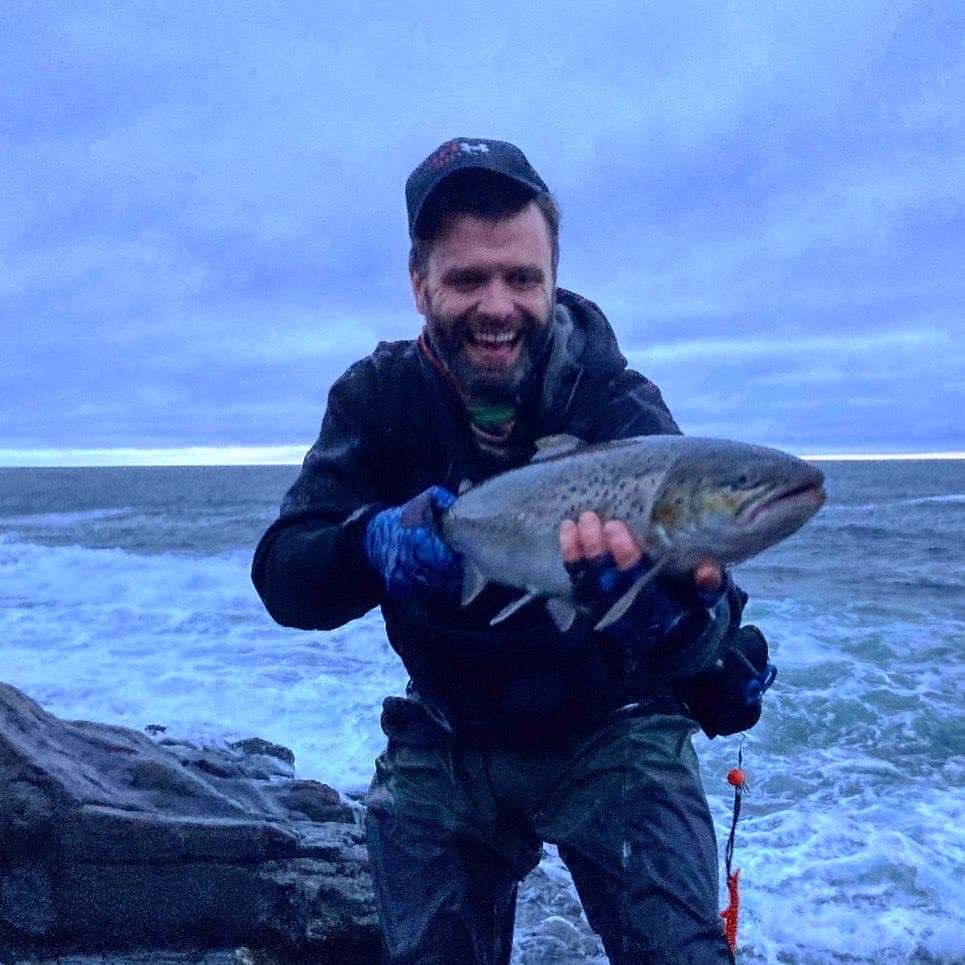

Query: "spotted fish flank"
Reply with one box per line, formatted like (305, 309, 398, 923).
(440, 434, 826, 631)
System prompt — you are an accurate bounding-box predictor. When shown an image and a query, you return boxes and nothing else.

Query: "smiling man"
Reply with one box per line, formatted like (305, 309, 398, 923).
(253, 138, 774, 963)
(411, 182, 555, 402)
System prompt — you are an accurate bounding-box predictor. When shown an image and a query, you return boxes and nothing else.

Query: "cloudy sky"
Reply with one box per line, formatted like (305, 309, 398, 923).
(2, 1, 962, 463)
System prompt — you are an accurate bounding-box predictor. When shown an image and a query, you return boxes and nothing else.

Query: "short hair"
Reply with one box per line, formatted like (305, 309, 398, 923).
(409, 169, 560, 278)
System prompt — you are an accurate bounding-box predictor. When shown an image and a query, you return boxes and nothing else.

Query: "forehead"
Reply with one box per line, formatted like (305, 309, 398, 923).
(429, 203, 553, 270)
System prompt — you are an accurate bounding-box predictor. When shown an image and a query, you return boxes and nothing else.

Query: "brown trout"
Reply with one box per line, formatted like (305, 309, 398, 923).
(440, 434, 826, 630)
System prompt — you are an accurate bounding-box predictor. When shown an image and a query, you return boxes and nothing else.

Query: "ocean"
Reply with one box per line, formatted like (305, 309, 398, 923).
(1, 460, 962, 963)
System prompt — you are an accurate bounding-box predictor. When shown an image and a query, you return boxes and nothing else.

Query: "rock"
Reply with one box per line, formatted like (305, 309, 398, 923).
(0, 683, 611, 964)
(228, 738, 295, 768)
(0, 683, 380, 962)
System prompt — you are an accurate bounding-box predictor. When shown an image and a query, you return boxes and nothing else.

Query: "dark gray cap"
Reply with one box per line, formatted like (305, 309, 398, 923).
(405, 137, 549, 237)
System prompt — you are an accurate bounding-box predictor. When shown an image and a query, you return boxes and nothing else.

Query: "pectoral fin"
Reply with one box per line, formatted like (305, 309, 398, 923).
(593, 556, 671, 631)
(462, 561, 489, 606)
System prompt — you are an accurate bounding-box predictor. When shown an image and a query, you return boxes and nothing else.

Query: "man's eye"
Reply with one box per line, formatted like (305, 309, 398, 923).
(451, 274, 484, 289)
(509, 271, 539, 287)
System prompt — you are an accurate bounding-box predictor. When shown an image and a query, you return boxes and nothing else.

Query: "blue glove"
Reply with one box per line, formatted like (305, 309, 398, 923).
(364, 486, 462, 602)
(566, 553, 727, 654)
(568, 555, 777, 736)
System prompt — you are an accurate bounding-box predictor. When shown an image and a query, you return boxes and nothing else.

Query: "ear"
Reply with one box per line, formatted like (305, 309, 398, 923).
(409, 264, 428, 316)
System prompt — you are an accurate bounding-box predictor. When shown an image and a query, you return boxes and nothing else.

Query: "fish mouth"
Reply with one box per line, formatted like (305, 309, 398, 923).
(741, 481, 826, 527)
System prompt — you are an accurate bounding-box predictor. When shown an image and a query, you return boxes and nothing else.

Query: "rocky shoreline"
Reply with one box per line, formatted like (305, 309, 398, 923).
(0, 682, 377, 962)
(0, 683, 605, 964)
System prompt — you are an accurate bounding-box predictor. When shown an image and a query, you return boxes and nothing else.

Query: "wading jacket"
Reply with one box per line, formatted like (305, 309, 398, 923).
(252, 289, 740, 741)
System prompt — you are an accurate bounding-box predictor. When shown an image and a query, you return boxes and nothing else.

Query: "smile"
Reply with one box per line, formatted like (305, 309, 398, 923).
(469, 329, 521, 347)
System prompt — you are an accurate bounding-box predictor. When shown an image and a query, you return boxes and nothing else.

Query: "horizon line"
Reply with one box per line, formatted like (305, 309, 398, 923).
(0, 445, 964, 468)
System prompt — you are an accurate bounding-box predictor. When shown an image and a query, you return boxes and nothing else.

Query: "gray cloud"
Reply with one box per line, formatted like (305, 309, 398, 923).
(1, 1, 962, 457)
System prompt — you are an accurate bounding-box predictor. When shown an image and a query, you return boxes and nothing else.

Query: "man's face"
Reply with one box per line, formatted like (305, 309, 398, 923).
(410, 202, 555, 402)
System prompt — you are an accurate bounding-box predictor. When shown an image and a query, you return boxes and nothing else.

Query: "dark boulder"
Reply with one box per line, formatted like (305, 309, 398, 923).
(0, 683, 379, 962)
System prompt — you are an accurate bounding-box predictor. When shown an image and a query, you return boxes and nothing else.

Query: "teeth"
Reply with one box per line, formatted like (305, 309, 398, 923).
(473, 331, 516, 345)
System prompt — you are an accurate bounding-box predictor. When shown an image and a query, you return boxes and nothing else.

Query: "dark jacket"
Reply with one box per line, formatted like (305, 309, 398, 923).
(252, 289, 736, 740)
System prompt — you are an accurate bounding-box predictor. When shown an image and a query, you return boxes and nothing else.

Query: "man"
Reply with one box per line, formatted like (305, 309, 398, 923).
(253, 138, 773, 963)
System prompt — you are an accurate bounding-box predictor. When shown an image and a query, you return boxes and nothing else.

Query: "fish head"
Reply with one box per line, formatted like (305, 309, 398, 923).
(650, 440, 826, 564)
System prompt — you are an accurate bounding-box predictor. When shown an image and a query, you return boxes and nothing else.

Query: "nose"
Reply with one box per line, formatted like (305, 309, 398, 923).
(476, 279, 516, 320)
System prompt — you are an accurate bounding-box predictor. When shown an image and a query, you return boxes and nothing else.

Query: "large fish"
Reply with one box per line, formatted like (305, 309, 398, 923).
(440, 434, 826, 631)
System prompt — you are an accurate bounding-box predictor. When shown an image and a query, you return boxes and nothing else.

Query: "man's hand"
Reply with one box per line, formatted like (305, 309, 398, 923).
(365, 486, 463, 602)
(558, 511, 722, 595)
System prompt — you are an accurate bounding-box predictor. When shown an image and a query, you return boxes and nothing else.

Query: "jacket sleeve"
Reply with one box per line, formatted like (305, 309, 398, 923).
(251, 362, 387, 630)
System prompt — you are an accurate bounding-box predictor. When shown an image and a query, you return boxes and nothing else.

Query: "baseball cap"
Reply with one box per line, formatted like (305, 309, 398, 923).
(406, 137, 549, 237)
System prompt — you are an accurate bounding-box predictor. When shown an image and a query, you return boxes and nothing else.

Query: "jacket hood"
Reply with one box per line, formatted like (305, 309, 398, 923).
(539, 287, 628, 424)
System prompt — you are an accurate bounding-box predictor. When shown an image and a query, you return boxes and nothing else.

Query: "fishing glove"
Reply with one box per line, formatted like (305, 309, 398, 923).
(567, 554, 742, 690)
(569, 555, 776, 735)
(567, 554, 731, 676)
(364, 486, 463, 602)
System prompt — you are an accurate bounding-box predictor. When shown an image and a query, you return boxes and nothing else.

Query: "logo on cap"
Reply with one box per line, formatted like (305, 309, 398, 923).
(429, 139, 491, 169)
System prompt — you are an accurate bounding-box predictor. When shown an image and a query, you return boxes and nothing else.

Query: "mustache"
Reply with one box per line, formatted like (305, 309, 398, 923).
(452, 306, 547, 336)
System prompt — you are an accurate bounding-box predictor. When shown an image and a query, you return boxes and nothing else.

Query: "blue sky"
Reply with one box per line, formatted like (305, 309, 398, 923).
(2, 1, 962, 462)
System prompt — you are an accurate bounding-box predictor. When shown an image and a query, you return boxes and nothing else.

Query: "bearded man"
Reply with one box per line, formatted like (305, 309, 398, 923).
(253, 138, 773, 964)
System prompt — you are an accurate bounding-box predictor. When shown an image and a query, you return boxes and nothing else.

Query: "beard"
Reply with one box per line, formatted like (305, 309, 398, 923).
(424, 299, 555, 405)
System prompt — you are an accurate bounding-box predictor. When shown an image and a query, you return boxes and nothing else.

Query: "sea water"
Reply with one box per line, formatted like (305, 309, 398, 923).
(0, 461, 962, 963)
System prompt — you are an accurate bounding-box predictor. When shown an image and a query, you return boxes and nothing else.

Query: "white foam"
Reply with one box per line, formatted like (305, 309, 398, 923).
(2, 508, 131, 527)
(825, 493, 965, 512)
(729, 796, 965, 962)
(2, 535, 962, 962)
(0, 539, 406, 789)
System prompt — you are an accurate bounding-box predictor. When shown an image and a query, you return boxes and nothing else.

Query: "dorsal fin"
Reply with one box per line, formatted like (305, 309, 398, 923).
(532, 433, 586, 462)
(457, 478, 473, 496)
